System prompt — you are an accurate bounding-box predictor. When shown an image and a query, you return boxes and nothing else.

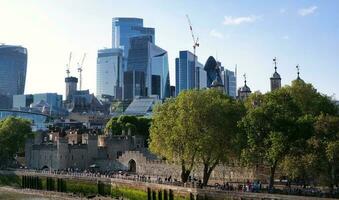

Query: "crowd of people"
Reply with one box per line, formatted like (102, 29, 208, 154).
(16, 168, 338, 198)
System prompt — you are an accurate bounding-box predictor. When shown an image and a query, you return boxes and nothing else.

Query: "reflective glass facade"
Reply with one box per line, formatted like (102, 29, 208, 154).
(0, 45, 27, 96)
(33, 93, 63, 108)
(124, 36, 170, 100)
(175, 51, 202, 96)
(223, 69, 237, 98)
(150, 44, 170, 99)
(0, 109, 49, 131)
(13, 94, 33, 108)
(112, 18, 155, 58)
(96, 48, 123, 99)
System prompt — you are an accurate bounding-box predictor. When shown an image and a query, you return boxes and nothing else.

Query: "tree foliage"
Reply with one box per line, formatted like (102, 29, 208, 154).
(239, 88, 305, 189)
(105, 115, 152, 138)
(0, 117, 32, 167)
(149, 89, 243, 184)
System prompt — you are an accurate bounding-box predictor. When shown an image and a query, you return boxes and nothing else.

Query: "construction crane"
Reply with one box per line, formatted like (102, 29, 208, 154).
(66, 52, 72, 77)
(185, 14, 199, 62)
(77, 53, 86, 91)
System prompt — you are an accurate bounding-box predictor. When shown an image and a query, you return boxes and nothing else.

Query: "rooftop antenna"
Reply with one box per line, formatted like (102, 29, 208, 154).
(66, 52, 72, 77)
(296, 64, 300, 79)
(77, 53, 86, 91)
(273, 57, 277, 72)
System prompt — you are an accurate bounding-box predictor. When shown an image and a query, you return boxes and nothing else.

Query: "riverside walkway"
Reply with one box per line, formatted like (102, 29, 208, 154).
(0, 169, 337, 200)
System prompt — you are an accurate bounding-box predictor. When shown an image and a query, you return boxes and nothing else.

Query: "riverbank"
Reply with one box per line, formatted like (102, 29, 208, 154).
(0, 186, 115, 200)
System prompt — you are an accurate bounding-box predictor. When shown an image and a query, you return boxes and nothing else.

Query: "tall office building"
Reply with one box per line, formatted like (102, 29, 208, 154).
(196, 62, 207, 89)
(96, 48, 123, 100)
(124, 36, 170, 100)
(0, 45, 27, 108)
(112, 17, 155, 58)
(222, 69, 237, 98)
(150, 44, 170, 99)
(175, 50, 205, 96)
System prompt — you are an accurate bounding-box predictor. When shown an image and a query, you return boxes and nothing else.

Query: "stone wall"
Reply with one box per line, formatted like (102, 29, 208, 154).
(117, 151, 260, 182)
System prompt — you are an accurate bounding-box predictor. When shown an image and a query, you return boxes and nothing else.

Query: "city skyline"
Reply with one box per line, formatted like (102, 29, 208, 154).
(1, 0, 338, 99)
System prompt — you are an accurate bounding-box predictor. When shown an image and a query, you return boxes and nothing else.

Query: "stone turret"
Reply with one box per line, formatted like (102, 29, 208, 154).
(270, 57, 281, 91)
(238, 74, 251, 100)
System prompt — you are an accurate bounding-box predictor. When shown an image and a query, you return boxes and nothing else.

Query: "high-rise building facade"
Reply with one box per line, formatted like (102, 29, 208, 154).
(175, 51, 205, 96)
(96, 48, 123, 100)
(124, 36, 170, 100)
(222, 69, 237, 98)
(0, 45, 27, 108)
(150, 44, 170, 99)
(196, 62, 207, 89)
(175, 51, 195, 95)
(112, 17, 155, 58)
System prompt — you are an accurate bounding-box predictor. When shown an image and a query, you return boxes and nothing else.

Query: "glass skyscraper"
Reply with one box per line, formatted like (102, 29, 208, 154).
(150, 44, 170, 99)
(112, 17, 155, 58)
(175, 50, 205, 96)
(222, 69, 237, 98)
(124, 36, 170, 100)
(0, 45, 27, 95)
(0, 45, 27, 108)
(96, 48, 123, 99)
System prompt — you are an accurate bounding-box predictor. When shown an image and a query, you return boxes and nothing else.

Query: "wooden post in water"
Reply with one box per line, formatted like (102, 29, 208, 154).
(169, 189, 174, 200)
(164, 189, 168, 200)
(152, 190, 157, 200)
(147, 187, 152, 200)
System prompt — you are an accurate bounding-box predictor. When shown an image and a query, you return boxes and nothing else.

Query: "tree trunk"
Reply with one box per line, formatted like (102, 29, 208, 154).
(328, 163, 335, 193)
(202, 162, 218, 186)
(181, 165, 191, 183)
(268, 161, 277, 191)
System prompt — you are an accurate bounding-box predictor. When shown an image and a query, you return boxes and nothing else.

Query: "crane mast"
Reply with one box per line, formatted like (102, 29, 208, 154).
(77, 53, 86, 91)
(66, 52, 72, 77)
(185, 15, 199, 58)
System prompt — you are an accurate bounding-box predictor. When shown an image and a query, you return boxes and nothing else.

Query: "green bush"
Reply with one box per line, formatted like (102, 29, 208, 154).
(111, 186, 148, 200)
(66, 180, 97, 196)
(0, 175, 21, 187)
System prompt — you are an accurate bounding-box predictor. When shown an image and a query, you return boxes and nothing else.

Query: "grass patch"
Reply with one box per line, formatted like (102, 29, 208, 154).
(111, 186, 148, 200)
(66, 180, 98, 196)
(0, 174, 21, 187)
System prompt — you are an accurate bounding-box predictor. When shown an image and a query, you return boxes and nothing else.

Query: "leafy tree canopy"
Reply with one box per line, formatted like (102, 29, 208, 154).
(0, 117, 32, 167)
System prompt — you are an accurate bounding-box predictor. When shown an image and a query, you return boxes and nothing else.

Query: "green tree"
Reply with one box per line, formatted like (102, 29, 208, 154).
(288, 80, 337, 116)
(194, 90, 245, 185)
(105, 115, 151, 138)
(239, 88, 303, 190)
(150, 89, 243, 184)
(279, 81, 338, 188)
(149, 94, 198, 183)
(0, 117, 32, 167)
(309, 114, 339, 191)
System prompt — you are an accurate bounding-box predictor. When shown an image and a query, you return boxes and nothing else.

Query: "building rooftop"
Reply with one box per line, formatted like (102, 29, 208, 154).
(124, 96, 161, 116)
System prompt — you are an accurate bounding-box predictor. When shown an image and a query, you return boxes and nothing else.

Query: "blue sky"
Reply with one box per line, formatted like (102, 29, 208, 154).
(1, 0, 338, 99)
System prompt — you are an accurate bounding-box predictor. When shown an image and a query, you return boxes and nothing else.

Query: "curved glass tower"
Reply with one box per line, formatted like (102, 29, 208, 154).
(0, 45, 27, 96)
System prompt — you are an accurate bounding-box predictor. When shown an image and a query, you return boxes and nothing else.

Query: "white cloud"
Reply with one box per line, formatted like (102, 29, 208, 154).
(282, 35, 289, 40)
(280, 8, 286, 14)
(298, 6, 318, 16)
(210, 29, 224, 39)
(223, 15, 259, 25)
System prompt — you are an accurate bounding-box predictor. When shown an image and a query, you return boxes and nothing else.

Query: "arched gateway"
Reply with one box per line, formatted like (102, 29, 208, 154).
(128, 159, 136, 173)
